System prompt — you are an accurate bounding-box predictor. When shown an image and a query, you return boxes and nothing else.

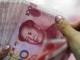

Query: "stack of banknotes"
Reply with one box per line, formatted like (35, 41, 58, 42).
(0, 0, 70, 60)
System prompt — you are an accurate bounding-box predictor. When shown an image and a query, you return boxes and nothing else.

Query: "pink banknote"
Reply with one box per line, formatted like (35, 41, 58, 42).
(4, 2, 70, 60)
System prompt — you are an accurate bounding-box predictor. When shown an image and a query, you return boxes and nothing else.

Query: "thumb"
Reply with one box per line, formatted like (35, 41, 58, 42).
(55, 16, 80, 60)
(55, 15, 79, 38)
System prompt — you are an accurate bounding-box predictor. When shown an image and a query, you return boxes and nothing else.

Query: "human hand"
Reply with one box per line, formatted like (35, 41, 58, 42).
(0, 45, 10, 59)
(55, 16, 80, 60)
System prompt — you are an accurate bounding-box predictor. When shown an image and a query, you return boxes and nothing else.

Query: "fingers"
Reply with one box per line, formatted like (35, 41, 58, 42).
(55, 15, 79, 38)
(71, 20, 80, 31)
(0, 45, 10, 59)
(55, 16, 80, 60)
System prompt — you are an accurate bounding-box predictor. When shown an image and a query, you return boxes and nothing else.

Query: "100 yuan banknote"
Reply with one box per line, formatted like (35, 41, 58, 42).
(4, 1, 69, 60)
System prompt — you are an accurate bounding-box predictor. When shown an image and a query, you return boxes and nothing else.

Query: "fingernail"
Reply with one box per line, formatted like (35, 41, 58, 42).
(5, 45, 10, 49)
(55, 15, 63, 23)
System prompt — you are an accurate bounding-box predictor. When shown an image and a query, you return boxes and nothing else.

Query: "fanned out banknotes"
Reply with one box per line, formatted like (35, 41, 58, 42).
(0, 0, 70, 60)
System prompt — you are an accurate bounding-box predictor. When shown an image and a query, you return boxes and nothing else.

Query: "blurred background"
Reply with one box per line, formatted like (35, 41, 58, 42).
(25, 0, 80, 60)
